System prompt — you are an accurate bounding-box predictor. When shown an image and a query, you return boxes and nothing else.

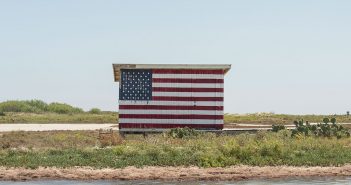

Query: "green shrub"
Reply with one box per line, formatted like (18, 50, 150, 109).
(0, 111, 5, 116)
(272, 124, 286, 132)
(26, 100, 48, 111)
(168, 127, 199, 139)
(0, 100, 39, 113)
(0, 100, 48, 113)
(89, 108, 101, 114)
(0, 100, 86, 114)
(47, 103, 83, 114)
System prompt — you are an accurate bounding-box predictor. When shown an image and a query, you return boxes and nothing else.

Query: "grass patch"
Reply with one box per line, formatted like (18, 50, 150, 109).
(0, 100, 117, 123)
(1, 130, 351, 168)
(0, 112, 118, 123)
(224, 113, 351, 125)
(0, 131, 99, 149)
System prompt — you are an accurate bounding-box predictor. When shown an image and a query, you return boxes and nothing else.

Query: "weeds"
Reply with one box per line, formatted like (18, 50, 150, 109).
(291, 118, 350, 139)
(98, 130, 124, 147)
(168, 127, 199, 139)
(272, 124, 286, 132)
(2, 130, 351, 168)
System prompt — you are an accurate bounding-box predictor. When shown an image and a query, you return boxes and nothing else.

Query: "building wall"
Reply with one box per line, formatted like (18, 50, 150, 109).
(118, 68, 224, 131)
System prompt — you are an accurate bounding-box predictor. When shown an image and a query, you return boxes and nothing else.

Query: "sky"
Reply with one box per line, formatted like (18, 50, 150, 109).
(0, 0, 350, 114)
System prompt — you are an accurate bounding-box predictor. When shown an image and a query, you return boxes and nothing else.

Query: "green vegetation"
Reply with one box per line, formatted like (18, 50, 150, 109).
(168, 127, 200, 138)
(0, 112, 117, 123)
(291, 118, 350, 139)
(0, 100, 117, 123)
(1, 128, 351, 168)
(89, 108, 102, 114)
(224, 113, 351, 125)
(0, 100, 83, 114)
(271, 124, 286, 132)
(0, 131, 98, 150)
(272, 118, 351, 139)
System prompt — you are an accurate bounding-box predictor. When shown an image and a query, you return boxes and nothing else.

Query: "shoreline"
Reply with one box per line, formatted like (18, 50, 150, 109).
(1, 165, 351, 181)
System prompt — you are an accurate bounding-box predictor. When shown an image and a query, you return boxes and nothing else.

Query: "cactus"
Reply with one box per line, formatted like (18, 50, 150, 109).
(331, 118, 337, 124)
(272, 124, 286, 132)
(323, 118, 330, 124)
(291, 118, 350, 139)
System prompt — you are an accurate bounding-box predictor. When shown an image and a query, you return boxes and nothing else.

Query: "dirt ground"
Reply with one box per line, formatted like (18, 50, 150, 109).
(1, 165, 351, 181)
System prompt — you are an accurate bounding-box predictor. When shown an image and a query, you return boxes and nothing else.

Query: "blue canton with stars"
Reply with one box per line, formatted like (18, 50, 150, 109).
(119, 69, 152, 101)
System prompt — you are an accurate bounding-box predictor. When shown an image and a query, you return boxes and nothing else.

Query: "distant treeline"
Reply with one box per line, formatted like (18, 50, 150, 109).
(0, 100, 101, 114)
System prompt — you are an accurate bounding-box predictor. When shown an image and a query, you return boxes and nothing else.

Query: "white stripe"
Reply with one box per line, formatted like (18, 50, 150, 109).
(119, 119, 223, 124)
(119, 101, 223, 106)
(152, 92, 223, 97)
(119, 109, 223, 115)
(153, 83, 223, 88)
(153, 74, 224, 79)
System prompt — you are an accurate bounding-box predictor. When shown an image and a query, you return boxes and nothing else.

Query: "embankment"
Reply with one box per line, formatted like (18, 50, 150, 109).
(1, 165, 351, 181)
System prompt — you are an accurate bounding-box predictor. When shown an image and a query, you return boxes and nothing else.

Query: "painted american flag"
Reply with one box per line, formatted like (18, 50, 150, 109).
(118, 68, 224, 130)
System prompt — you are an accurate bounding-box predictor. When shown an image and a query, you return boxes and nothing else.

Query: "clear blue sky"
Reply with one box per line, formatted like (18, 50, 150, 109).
(1, 0, 350, 114)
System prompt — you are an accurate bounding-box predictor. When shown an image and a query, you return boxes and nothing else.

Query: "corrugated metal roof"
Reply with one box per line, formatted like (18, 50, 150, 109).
(112, 64, 231, 82)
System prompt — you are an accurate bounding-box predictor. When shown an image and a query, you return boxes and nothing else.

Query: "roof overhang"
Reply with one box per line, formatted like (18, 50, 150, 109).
(113, 64, 231, 82)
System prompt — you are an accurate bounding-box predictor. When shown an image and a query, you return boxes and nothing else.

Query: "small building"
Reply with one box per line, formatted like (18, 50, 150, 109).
(113, 64, 231, 133)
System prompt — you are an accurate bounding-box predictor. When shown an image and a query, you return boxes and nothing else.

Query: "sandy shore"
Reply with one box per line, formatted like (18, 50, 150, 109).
(1, 165, 351, 181)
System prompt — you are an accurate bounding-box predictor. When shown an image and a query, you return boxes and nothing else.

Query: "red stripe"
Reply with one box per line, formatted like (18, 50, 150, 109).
(153, 96, 223, 101)
(119, 105, 223, 110)
(153, 87, 223, 92)
(119, 114, 223, 120)
(119, 123, 223, 129)
(152, 78, 224, 83)
(153, 69, 224, 74)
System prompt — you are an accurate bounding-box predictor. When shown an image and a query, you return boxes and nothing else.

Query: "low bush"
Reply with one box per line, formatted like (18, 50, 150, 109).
(0, 111, 5, 116)
(47, 103, 83, 114)
(168, 127, 199, 139)
(0, 100, 84, 114)
(272, 124, 286, 132)
(0, 100, 43, 113)
(89, 108, 101, 114)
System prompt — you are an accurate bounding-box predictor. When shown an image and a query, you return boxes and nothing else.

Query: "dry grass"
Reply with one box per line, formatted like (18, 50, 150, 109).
(98, 129, 124, 147)
(0, 131, 99, 150)
(0, 112, 118, 123)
